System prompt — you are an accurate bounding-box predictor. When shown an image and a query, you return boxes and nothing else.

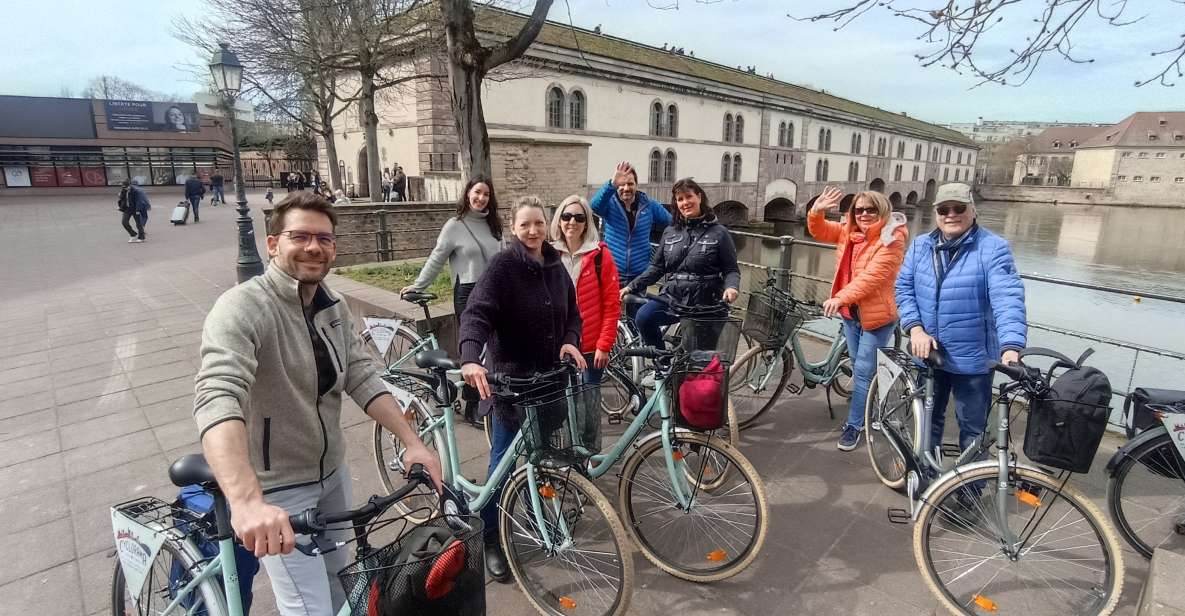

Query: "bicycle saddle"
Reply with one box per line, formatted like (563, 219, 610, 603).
(416, 348, 459, 372)
(169, 453, 216, 488)
(401, 291, 437, 304)
(923, 350, 947, 371)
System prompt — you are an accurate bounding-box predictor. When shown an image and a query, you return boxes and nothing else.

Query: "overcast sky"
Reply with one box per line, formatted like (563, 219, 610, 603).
(4, 0, 1181, 126)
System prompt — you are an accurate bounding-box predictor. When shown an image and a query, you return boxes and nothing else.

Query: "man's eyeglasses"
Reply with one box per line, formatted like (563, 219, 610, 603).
(852, 206, 879, 217)
(935, 203, 968, 217)
(560, 212, 587, 223)
(280, 231, 336, 247)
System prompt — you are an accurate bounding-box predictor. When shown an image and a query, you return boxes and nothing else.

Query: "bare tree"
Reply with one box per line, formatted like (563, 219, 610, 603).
(80, 75, 162, 100)
(793, 1, 1185, 87)
(440, 0, 555, 177)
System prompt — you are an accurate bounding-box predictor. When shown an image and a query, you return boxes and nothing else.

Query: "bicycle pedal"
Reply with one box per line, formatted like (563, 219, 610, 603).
(940, 442, 962, 458)
(886, 508, 911, 524)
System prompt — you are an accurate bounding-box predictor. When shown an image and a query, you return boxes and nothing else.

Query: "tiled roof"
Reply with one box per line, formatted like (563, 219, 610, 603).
(1028, 125, 1107, 154)
(477, 8, 975, 147)
(1079, 112, 1185, 149)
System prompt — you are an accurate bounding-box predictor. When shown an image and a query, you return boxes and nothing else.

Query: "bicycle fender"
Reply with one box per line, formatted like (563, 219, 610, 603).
(917, 459, 1048, 505)
(1105, 426, 1168, 476)
(628, 427, 728, 455)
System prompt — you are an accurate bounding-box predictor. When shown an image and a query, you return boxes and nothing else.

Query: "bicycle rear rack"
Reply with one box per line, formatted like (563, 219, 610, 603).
(112, 496, 214, 538)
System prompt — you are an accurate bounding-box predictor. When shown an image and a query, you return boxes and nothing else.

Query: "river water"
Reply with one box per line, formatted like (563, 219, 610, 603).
(732, 200, 1185, 396)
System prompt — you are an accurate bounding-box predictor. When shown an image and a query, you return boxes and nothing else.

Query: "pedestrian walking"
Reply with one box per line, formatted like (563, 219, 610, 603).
(265, 187, 274, 205)
(807, 186, 908, 451)
(392, 165, 407, 202)
(184, 174, 205, 223)
(381, 168, 392, 202)
(193, 191, 441, 615)
(286, 173, 297, 193)
(550, 194, 620, 453)
(895, 182, 1027, 455)
(120, 179, 151, 242)
(210, 171, 225, 205)
(458, 195, 586, 584)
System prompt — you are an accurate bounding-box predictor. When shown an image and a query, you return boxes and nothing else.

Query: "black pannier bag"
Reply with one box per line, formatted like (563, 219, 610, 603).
(1023, 365, 1112, 474)
(1123, 387, 1185, 438)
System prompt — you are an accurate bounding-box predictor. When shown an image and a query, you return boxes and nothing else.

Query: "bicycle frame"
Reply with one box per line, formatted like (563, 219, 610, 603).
(791, 322, 848, 386)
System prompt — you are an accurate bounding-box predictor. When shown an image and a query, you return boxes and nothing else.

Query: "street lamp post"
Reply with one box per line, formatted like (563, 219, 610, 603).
(209, 42, 264, 283)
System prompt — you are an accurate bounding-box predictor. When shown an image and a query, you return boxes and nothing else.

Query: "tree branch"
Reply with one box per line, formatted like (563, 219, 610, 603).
(484, 0, 555, 70)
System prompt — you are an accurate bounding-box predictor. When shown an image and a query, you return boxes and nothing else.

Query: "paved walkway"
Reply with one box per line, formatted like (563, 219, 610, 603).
(0, 192, 1148, 615)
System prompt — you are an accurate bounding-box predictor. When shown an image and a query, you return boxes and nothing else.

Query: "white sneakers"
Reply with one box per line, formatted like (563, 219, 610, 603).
(128, 238, 145, 243)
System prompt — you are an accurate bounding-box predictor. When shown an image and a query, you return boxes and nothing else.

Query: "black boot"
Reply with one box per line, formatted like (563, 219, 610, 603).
(484, 537, 511, 583)
(463, 401, 483, 428)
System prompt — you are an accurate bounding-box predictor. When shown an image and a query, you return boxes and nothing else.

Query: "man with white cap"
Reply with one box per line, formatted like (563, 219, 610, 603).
(895, 182, 1027, 456)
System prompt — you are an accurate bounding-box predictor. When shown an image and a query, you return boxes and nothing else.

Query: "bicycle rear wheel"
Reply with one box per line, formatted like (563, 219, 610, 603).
(618, 432, 768, 582)
(499, 467, 633, 616)
(728, 333, 793, 430)
(111, 538, 228, 616)
(864, 371, 921, 491)
(915, 466, 1123, 616)
(373, 398, 443, 523)
(1106, 429, 1185, 559)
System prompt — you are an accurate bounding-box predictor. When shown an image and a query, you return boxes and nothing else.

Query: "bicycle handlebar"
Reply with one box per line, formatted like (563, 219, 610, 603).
(622, 293, 731, 318)
(621, 346, 674, 360)
(289, 464, 435, 537)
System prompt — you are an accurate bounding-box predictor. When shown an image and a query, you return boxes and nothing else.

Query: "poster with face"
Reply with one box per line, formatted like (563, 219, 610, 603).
(104, 100, 200, 133)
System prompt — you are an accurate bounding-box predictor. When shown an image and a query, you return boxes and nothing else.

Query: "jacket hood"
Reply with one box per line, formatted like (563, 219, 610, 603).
(550, 236, 600, 257)
(880, 212, 909, 245)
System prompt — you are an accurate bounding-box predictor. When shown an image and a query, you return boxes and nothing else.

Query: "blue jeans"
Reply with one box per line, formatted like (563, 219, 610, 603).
(212, 186, 225, 203)
(482, 412, 520, 540)
(842, 318, 897, 430)
(929, 370, 994, 452)
(635, 299, 679, 348)
(188, 195, 200, 220)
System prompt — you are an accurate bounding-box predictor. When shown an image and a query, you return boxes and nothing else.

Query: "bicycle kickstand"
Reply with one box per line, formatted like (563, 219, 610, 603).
(825, 388, 835, 420)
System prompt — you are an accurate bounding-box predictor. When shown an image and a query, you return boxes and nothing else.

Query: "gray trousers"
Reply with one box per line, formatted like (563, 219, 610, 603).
(261, 465, 353, 615)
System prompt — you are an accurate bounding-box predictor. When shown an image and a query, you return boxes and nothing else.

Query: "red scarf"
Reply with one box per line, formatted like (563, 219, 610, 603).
(833, 232, 867, 320)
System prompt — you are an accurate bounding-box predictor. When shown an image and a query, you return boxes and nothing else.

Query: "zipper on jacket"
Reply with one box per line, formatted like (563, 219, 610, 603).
(262, 417, 272, 470)
(315, 395, 328, 485)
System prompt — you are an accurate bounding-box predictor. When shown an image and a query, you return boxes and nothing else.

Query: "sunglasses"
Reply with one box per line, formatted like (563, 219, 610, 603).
(852, 206, 879, 217)
(560, 212, 587, 223)
(935, 203, 968, 217)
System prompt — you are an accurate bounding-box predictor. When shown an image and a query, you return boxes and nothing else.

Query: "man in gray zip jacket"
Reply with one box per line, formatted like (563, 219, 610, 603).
(194, 192, 441, 615)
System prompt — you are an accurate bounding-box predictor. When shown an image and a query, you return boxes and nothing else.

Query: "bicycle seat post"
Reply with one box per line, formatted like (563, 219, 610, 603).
(420, 301, 435, 335)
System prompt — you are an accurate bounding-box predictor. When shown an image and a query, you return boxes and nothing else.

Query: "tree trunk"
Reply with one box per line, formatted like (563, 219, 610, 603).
(447, 60, 491, 178)
(319, 106, 343, 190)
(359, 67, 382, 200)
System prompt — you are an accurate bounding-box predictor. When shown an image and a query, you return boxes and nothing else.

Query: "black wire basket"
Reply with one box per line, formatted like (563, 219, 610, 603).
(676, 315, 743, 364)
(669, 360, 732, 432)
(743, 287, 821, 349)
(508, 380, 599, 466)
(338, 516, 485, 616)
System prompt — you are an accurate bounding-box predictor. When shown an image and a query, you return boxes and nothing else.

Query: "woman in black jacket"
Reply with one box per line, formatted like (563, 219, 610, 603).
(458, 195, 586, 582)
(621, 178, 741, 347)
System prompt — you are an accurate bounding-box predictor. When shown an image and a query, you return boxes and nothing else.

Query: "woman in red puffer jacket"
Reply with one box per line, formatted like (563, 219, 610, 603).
(551, 194, 621, 451)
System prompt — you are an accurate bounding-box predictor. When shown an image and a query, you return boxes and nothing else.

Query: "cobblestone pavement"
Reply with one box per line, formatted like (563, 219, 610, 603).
(0, 193, 1149, 615)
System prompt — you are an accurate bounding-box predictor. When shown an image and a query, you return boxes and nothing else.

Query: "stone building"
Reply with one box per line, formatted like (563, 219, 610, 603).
(1071, 112, 1185, 205)
(944, 118, 1096, 143)
(1011, 125, 1106, 186)
(319, 8, 978, 222)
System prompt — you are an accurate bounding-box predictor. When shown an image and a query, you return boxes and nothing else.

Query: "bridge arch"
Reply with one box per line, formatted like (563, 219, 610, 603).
(924, 179, 937, 203)
(714, 200, 749, 226)
(869, 178, 885, 194)
(764, 197, 796, 221)
(906, 190, 919, 205)
(889, 191, 902, 209)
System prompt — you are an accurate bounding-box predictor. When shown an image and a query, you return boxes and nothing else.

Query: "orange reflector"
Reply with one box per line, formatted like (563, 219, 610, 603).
(706, 549, 727, 562)
(972, 594, 998, 611)
(539, 484, 556, 499)
(672, 450, 685, 461)
(558, 596, 577, 610)
(1017, 490, 1042, 508)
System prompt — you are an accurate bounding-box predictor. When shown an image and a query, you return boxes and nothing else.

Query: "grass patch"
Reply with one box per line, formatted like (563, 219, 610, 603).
(337, 260, 453, 303)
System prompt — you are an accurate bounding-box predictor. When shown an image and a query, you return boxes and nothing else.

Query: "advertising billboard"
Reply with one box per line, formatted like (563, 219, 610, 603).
(104, 100, 200, 133)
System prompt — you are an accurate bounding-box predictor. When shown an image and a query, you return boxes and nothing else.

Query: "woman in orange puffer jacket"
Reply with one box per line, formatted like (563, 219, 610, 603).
(551, 194, 621, 451)
(807, 186, 908, 452)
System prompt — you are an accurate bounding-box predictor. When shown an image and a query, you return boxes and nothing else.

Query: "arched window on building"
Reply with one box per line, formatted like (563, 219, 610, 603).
(723, 113, 734, 142)
(667, 104, 678, 138)
(649, 149, 662, 183)
(822, 158, 829, 181)
(651, 101, 664, 136)
(854, 134, 862, 154)
(568, 90, 585, 130)
(877, 138, 886, 157)
(912, 165, 919, 181)
(850, 133, 858, 153)
(787, 122, 795, 148)
(778, 122, 787, 147)
(663, 149, 677, 182)
(894, 164, 902, 181)
(825, 129, 832, 151)
(721, 153, 732, 182)
(734, 115, 745, 143)
(852, 161, 860, 181)
(732, 153, 742, 182)
(914, 144, 922, 160)
(546, 86, 564, 128)
(957, 151, 963, 164)
(818, 127, 826, 151)
(943, 167, 950, 181)
(897, 141, 905, 158)
(945, 149, 952, 164)
(847, 161, 855, 181)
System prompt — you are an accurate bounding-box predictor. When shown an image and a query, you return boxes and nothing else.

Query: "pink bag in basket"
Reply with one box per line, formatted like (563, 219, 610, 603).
(678, 355, 725, 430)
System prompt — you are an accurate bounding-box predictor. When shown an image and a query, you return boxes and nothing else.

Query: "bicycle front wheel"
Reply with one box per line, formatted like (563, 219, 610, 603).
(618, 432, 768, 582)
(728, 334, 793, 430)
(499, 467, 634, 616)
(373, 398, 443, 523)
(1106, 429, 1185, 559)
(864, 370, 922, 491)
(915, 466, 1123, 616)
(361, 324, 423, 372)
(112, 538, 229, 616)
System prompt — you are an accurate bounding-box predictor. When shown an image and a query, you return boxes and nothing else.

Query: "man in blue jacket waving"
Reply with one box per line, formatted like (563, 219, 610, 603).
(895, 182, 1027, 453)
(590, 161, 672, 290)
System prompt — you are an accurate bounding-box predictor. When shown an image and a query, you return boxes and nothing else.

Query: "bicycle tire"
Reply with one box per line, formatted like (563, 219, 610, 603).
(914, 465, 1123, 616)
(1106, 429, 1185, 559)
(372, 397, 445, 523)
(360, 324, 424, 372)
(828, 351, 854, 399)
(618, 431, 768, 582)
(864, 369, 922, 491)
(599, 363, 638, 419)
(728, 334, 793, 430)
(111, 537, 229, 616)
(482, 413, 493, 449)
(499, 466, 634, 616)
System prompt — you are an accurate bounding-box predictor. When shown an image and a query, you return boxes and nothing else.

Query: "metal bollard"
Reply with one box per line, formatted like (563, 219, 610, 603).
(776, 235, 794, 292)
(376, 209, 391, 261)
